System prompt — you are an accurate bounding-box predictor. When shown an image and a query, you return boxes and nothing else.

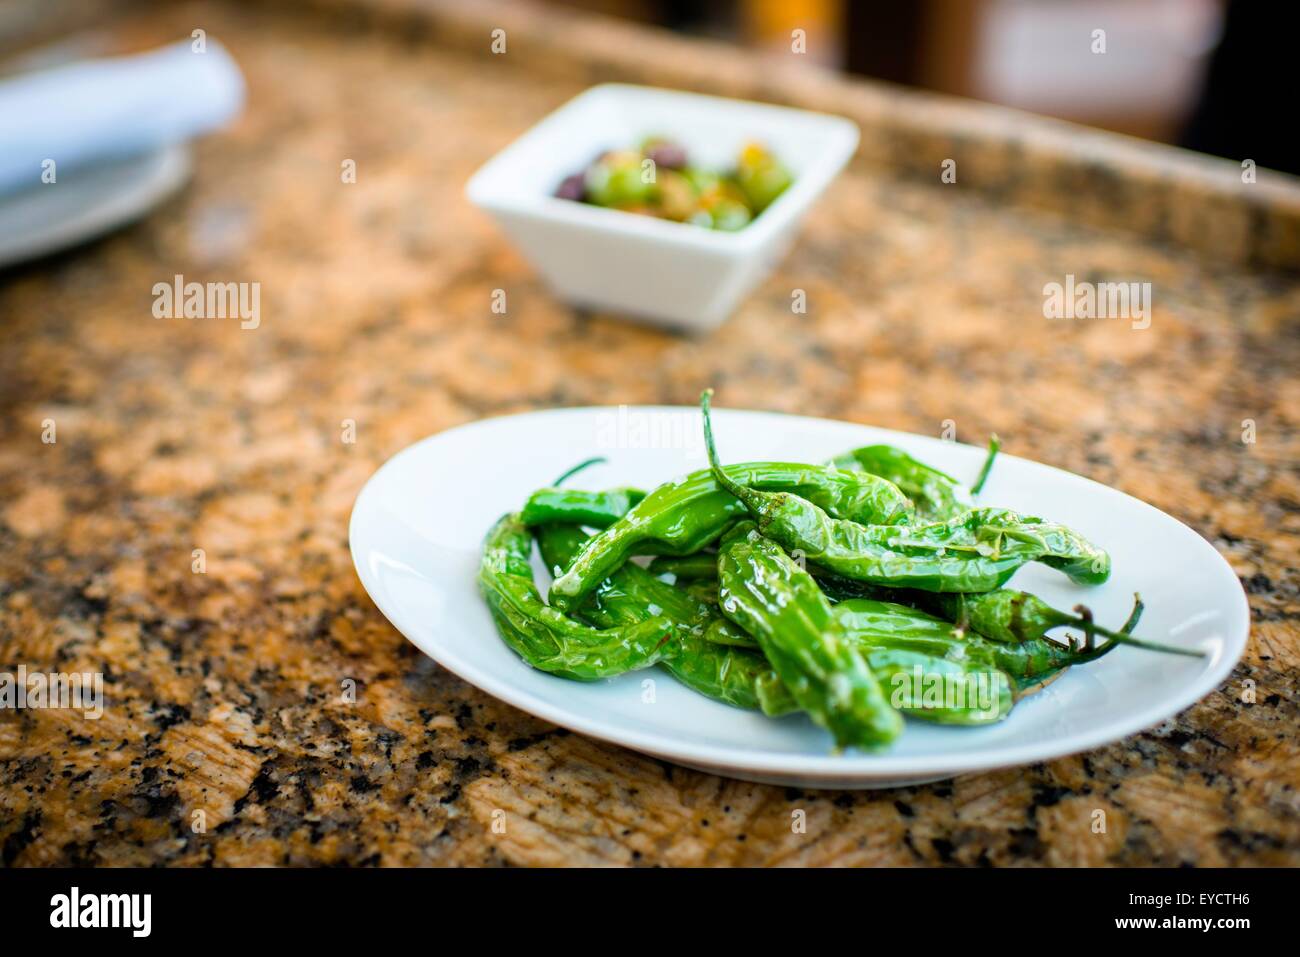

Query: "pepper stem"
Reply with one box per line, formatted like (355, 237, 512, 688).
(1076, 605, 1095, 652)
(551, 456, 607, 487)
(1064, 594, 1144, 664)
(1071, 633, 1118, 664)
(1071, 594, 1202, 658)
(1119, 592, 1145, 634)
(701, 389, 747, 500)
(971, 434, 1001, 497)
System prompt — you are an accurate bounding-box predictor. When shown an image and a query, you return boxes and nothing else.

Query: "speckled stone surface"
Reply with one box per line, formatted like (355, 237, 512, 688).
(1, 0, 1297, 867)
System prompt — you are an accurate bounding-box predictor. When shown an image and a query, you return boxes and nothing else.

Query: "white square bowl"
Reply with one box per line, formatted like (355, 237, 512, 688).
(465, 83, 859, 332)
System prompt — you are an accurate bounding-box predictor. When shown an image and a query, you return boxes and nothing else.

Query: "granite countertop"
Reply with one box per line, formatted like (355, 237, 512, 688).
(1, 0, 1297, 866)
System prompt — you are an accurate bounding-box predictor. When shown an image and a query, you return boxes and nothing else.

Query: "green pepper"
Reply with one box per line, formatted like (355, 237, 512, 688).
(647, 553, 719, 579)
(841, 594, 1143, 724)
(534, 523, 794, 715)
(680, 547, 1016, 725)
(831, 437, 999, 522)
(746, 593, 1146, 725)
(682, 579, 720, 607)
(479, 514, 674, 679)
(518, 457, 646, 529)
(927, 589, 1194, 655)
(953, 588, 1096, 643)
(831, 598, 1116, 678)
(694, 586, 1123, 677)
(831, 445, 974, 521)
(702, 616, 758, 648)
(812, 572, 1197, 657)
(520, 486, 646, 528)
(717, 524, 902, 750)
(1007, 595, 1146, 697)
(548, 460, 912, 612)
(702, 391, 1109, 591)
(862, 647, 1012, 725)
(664, 629, 795, 714)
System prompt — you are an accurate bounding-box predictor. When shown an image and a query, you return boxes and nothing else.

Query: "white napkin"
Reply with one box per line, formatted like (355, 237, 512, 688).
(0, 39, 244, 195)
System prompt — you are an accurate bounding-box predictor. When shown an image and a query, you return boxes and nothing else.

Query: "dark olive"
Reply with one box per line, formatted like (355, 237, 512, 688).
(644, 142, 687, 171)
(554, 172, 587, 202)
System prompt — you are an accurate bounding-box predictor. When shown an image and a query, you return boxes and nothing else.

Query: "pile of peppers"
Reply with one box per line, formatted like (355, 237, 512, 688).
(478, 391, 1202, 752)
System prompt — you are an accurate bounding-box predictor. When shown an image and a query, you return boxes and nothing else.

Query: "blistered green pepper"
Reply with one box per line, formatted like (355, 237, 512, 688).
(831, 598, 1116, 679)
(717, 524, 902, 750)
(520, 486, 646, 528)
(549, 460, 912, 612)
(1005, 596, 1146, 696)
(479, 514, 674, 679)
(517, 458, 646, 528)
(693, 586, 1141, 678)
(812, 573, 1197, 657)
(861, 647, 1012, 725)
(831, 438, 999, 522)
(647, 553, 719, 579)
(831, 445, 972, 521)
(836, 593, 1146, 723)
(702, 391, 1109, 592)
(682, 579, 721, 607)
(534, 523, 793, 715)
(726, 592, 1146, 725)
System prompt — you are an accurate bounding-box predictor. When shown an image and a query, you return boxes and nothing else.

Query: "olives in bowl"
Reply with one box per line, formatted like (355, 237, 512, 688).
(556, 137, 793, 231)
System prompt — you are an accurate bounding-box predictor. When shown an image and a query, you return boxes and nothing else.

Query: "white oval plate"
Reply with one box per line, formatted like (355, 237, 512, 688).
(349, 406, 1248, 789)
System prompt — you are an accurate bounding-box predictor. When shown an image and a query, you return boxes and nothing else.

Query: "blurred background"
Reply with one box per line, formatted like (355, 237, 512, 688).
(1, 0, 1292, 175)
(542, 0, 1294, 174)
